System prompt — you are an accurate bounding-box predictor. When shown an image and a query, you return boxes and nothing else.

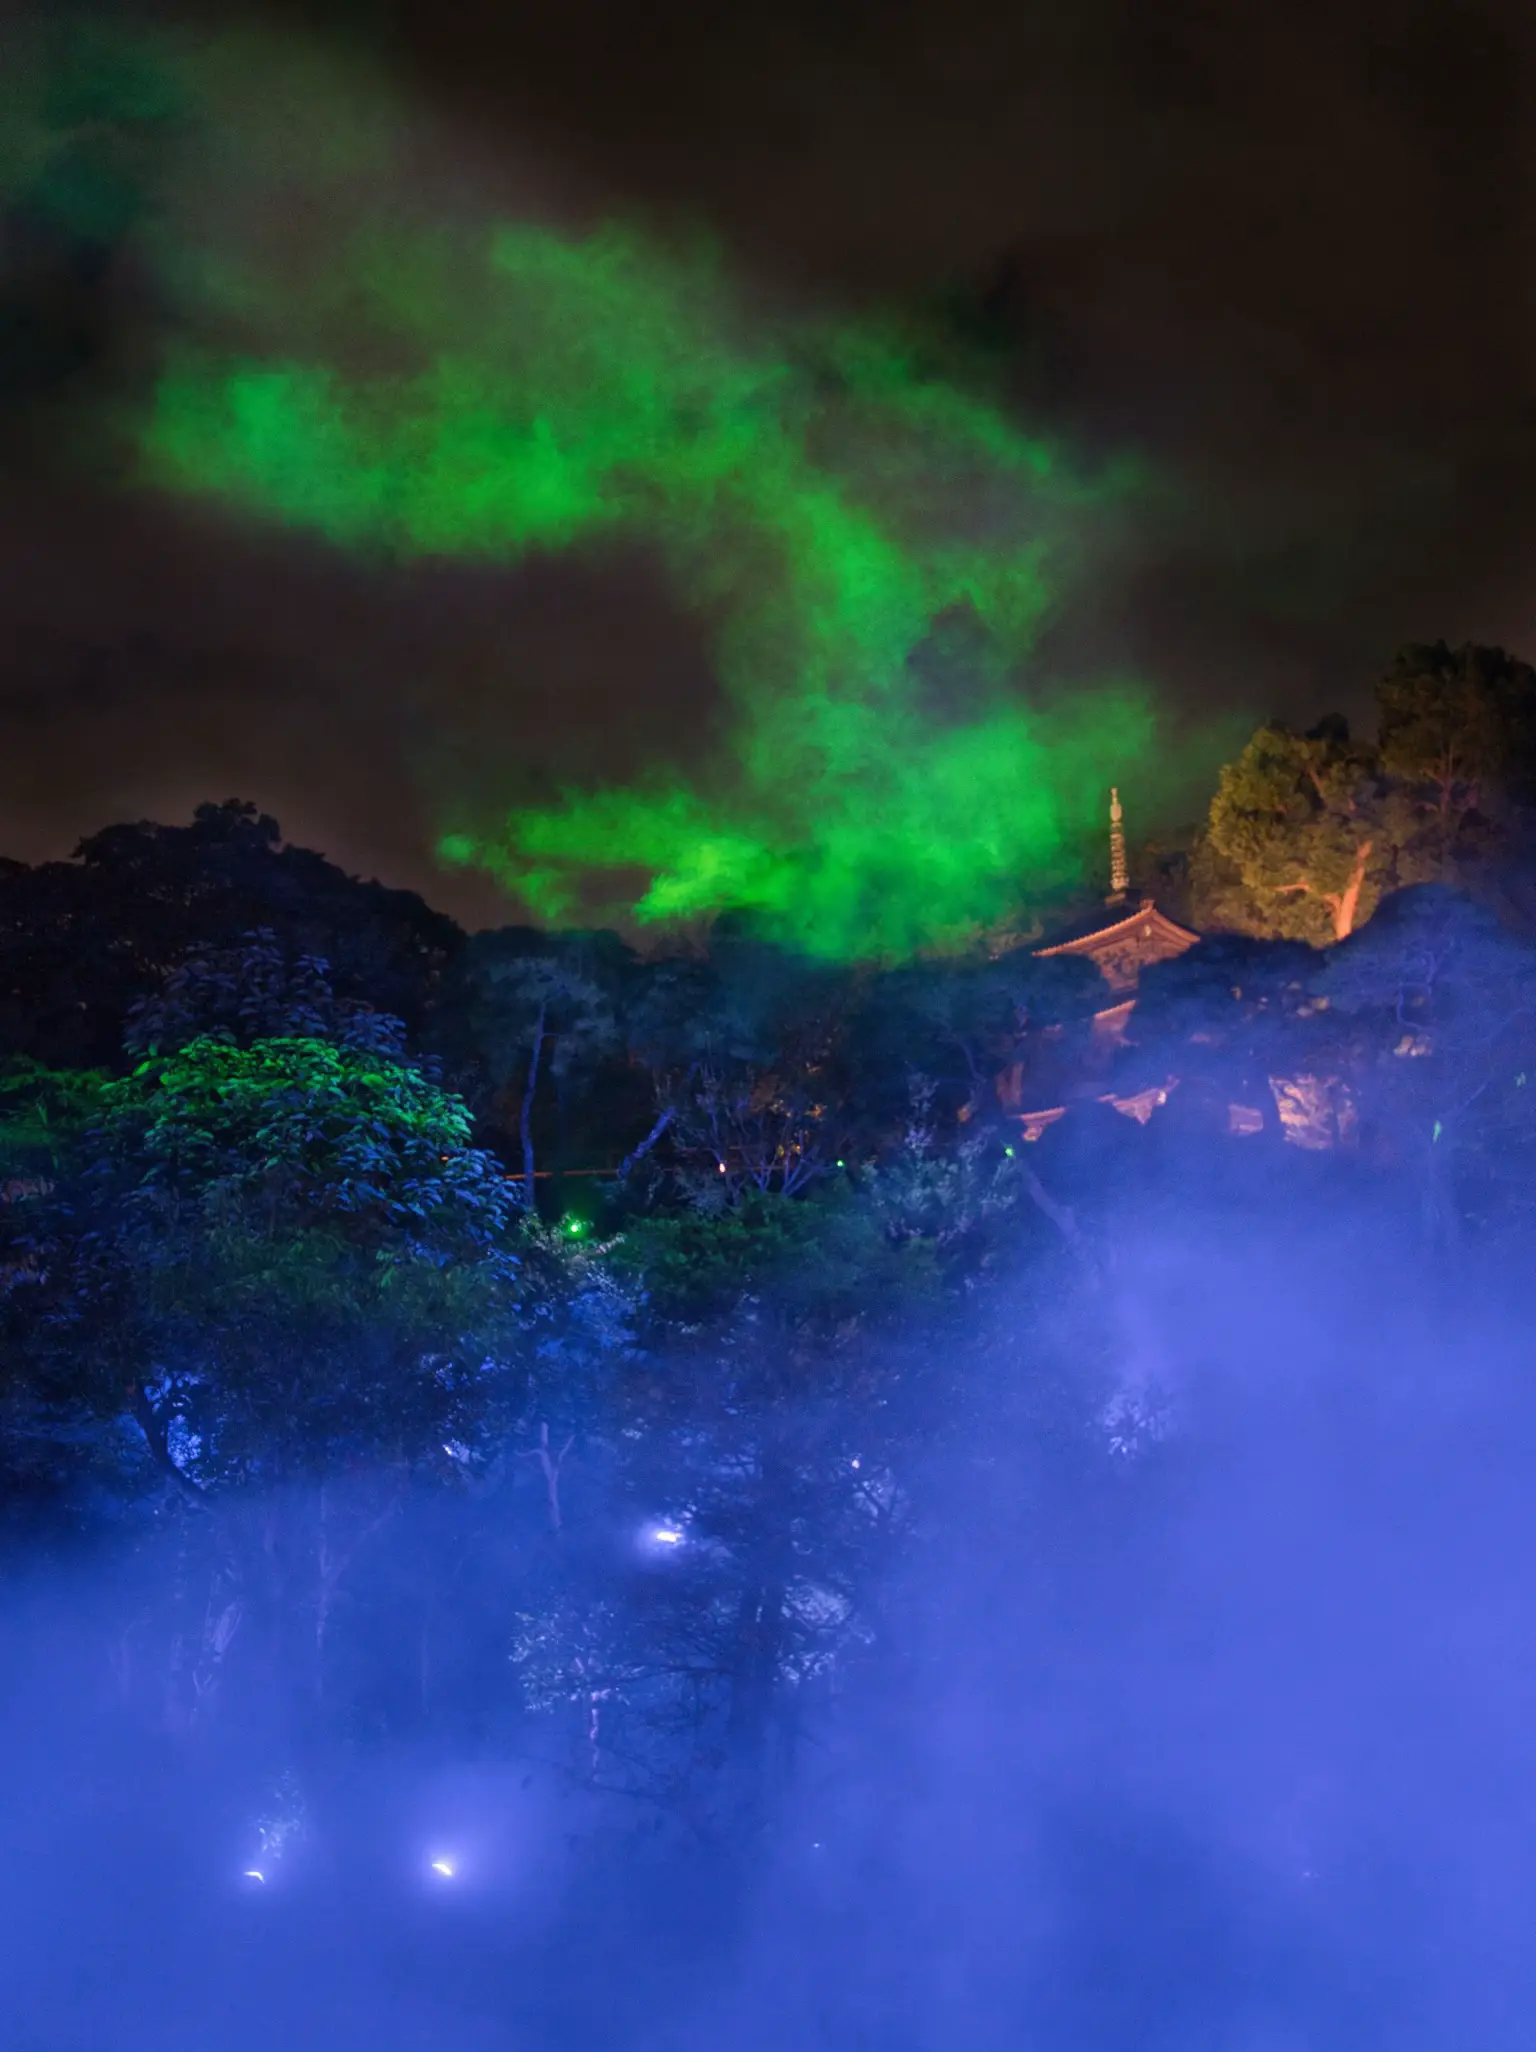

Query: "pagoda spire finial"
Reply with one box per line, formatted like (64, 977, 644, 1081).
(1107, 787, 1129, 905)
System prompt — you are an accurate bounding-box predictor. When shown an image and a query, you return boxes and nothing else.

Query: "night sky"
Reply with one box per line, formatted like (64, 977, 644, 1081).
(3, 0, 1534, 924)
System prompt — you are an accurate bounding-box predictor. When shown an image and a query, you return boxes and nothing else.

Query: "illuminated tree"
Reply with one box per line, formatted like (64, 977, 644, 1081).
(1203, 719, 1422, 944)
(1199, 646, 1536, 946)
(9, 1035, 526, 1481)
(124, 927, 410, 1058)
(0, 1056, 107, 1180)
(0, 1033, 582, 1726)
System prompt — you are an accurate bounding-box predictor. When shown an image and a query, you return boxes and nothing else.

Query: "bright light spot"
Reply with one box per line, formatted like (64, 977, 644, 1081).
(650, 1525, 684, 1546)
(836, 1158, 845, 1168)
(430, 1858, 456, 1878)
(564, 1217, 586, 1236)
(850, 1457, 861, 1470)
(717, 1161, 727, 1174)
(243, 1870, 266, 1884)
(1004, 1144, 1015, 1157)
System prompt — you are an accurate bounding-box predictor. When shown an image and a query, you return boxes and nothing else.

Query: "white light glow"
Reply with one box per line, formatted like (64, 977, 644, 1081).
(243, 1870, 266, 1883)
(430, 1858, 456, 1878)
(650, 1526, 684, 1546)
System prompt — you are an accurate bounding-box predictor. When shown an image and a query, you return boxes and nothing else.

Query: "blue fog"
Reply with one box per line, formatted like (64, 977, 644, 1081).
(3, 1226, 1533, 2051)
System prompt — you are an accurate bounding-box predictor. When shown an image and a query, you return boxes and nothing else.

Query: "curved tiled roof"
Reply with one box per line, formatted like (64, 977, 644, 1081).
(1034, 898, 1200, 994)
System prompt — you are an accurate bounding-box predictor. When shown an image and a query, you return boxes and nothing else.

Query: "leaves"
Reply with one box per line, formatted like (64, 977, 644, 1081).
(0, 1033, 619, 1489)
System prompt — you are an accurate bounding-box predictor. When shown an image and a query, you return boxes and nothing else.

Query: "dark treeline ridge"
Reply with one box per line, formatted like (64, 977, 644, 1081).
(4, 638, 1536, 1887)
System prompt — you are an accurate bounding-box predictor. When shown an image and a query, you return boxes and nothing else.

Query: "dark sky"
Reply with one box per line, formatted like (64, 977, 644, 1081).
(3, 0, 1535, 922)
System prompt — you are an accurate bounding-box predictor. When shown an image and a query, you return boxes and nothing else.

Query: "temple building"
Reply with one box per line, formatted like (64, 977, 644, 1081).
(1015, 792, 1356, 1151)
(1018, 790, 1199, 1139)
(1035, 789, 1198, 1043)
(1036, 900, 1202, 1047)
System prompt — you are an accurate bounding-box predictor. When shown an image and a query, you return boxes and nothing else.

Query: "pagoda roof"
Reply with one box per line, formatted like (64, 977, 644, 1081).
(1035, 897, 1200, 994)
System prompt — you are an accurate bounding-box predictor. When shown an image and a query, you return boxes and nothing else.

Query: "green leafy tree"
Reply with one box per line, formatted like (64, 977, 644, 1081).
(125, 927, 410, 1058)
(0, 1057, 108, 1181)
(521, 1110, 1061, 1827)
(6, 1036, 530, 1480)
(0, 1034, 572, 1728)
(1203, 719, 1423, 943)
(1198, 647, 1536, 945)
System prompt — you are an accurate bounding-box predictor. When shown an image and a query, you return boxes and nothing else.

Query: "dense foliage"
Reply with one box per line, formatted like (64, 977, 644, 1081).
(5, 641, 1536, 1835)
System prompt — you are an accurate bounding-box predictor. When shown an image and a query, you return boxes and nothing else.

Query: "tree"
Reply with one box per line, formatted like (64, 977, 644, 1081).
(125, 927, 411, 1057)
(849, 947, 1098, 1134)
(8, 1035, 527, 1477)
(0, 1033, 550, 1731)
(1203, 719, 1422, 943)
(1118, 934, 1321, 1142)
(516, 1180, 952, 1830)
(619, 933, 858, 1208)
(1376, 644, 1510, 839)
(0, 801, 462, 1069)
(1197, 646, 1536, 946)
(1319, 885, 1536, 1251)
(0, 1056, 108, 1182)
(443, 932, 622, 1201)
(1377, 641, 1536, 819)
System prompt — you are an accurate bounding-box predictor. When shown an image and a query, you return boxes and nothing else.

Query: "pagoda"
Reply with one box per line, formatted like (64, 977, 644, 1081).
(1018, 789, 1199, 1138)
(1036, 789, 1198, 1032)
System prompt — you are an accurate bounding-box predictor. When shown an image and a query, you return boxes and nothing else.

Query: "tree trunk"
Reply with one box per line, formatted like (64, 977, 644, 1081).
(618, 1106, 673, 1179)
(523, 1421, 573, 1534)
(553, 1062, 570, 1217)
(129, 1385, 204, 1502)
(191, 1574, 244, 1726)
(1420, 1116, 1463, 1257)
(728, 1582, 786, 1751)
(519, 1000, 548, 1208)
(1331, 839, 1373, 940)
(315, 1483, 333, 1706)
(164, 1513, 191, 1732)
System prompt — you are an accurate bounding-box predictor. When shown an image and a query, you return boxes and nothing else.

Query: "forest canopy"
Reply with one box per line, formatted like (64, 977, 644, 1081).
(4, 640, 1536, 1831)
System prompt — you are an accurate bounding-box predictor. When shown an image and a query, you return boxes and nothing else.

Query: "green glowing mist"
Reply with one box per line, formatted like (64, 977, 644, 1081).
(11, 23, 1161, 957)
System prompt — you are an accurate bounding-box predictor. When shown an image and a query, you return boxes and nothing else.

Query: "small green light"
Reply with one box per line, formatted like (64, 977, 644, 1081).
(1004, 1145, 1015, 1157)
(836, 1158, 845, 1168)
(565, 1217, 586, 1236)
